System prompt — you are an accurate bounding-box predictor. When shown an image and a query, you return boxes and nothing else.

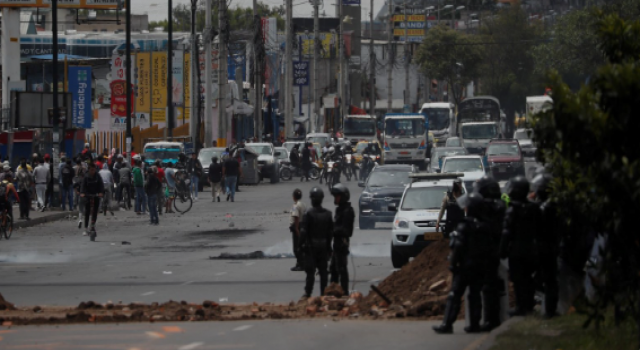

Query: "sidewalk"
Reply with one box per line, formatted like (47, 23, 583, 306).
(11, 206, 72, 230)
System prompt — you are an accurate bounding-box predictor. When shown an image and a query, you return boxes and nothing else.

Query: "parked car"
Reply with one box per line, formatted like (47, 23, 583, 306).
(274, 147, 289, 166)
(427, 146, 468, 173)
(485, 139, 525, 180)
(358, 164, 416, 229)
(440, 155, 486, 191)
(389, 173, 467, 268)
(245, 143, 282, 183)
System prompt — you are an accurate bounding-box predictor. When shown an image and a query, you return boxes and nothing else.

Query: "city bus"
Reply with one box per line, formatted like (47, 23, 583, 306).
(419, 102, 455, 147)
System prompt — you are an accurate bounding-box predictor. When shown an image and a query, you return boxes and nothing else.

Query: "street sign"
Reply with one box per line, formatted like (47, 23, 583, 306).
(293, 61, 309, 86)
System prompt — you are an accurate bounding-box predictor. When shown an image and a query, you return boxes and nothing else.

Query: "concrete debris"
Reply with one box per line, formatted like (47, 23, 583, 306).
(428, 279, 446, 292)
(323, 283, 345, 298)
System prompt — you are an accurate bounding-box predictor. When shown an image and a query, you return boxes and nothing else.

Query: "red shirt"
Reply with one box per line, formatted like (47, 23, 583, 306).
(95, 161, 103, 170)
(156, 167, 165, 182)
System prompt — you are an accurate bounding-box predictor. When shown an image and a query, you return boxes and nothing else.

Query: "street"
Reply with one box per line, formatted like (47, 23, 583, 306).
(0, 179, 489, 350)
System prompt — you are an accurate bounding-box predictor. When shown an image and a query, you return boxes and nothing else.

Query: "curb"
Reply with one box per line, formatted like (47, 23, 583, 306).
(13, 212, 70, 230)
(463, 316, 524, 350)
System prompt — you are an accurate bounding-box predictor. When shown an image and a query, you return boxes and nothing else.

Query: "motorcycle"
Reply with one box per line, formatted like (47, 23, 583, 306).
(326, 157, 342, 190)
(360, 154, 379, 180)
(280, 161, 320, 181)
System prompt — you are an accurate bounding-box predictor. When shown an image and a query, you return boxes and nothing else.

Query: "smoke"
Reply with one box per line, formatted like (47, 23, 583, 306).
(0, 252, 71, 264)
(262, 240, 295, 258)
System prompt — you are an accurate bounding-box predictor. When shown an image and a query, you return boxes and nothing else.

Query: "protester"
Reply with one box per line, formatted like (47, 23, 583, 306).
(222, 152, 242, 202)
(16, 159, 33, 220)
(132, 160, 146, 215)
(208, 157, 223, 202)
(60, 159, 75, 211)
(33, 158, 49, 212)
(145, 167, 161, 225)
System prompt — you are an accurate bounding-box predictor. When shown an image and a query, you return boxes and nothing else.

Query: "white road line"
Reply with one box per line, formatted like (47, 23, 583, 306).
(178, 342, 204, 350)
(233, 325, 253, 332)
(215, 272, 227, 276)
(180, 281, 195, 286)
(141, 291, 156, 296)
(245, 262, 255, 266)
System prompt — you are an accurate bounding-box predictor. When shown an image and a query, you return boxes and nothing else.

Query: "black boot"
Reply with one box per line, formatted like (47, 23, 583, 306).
(464, 290, 482, 333)
(432, 296, 460, 334)
(480, 288, 502, 332)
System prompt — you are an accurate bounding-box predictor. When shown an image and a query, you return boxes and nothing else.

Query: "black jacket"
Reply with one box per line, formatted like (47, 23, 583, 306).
(208, 163, 223, 183)
(187, 158, 203, 176)
(500, 200, 542, 259)
(538, 200, 561, 258)
(333, 203, 355, 239)
(80, 173, 105, 196)
(300, 206, 333, 252)
(450, 217, 493, 273)
(144, 174, 162, 195)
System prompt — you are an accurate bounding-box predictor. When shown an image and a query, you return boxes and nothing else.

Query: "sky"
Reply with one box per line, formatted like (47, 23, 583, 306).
(132, 0, 389, 23)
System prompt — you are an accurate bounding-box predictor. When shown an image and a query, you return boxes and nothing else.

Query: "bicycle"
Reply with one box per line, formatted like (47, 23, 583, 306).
(120, 185, 131, 210)
(0, 207, 13, 240)
(173, 170, 193, 214)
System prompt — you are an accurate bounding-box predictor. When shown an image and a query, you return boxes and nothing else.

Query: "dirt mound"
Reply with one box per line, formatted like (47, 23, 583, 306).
(0, 293, 16, 311)
(360, 240, 459, 319)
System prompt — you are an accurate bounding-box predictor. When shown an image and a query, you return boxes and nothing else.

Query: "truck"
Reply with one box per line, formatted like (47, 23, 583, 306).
(383, 113, 428, 170)
(419, 102, 455, 147)
(342, 114, 378, 146)
(456, 96, 506, 154)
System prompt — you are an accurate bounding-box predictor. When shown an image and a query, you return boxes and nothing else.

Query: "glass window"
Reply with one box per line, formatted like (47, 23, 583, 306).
(385, 118, 425, 138)
(486, 143, 520, 156)
(367, 170, 411, 187)
(461, 124, 498, 139)
(514, 129, 532, 140)
(401, 187, 448, 210)
(344, 118, 376, 135)
(249, 145, 273, 155)
(198, 149, 221, 163)
(422, 108, 450, 131)
(442, 158, 484, 173)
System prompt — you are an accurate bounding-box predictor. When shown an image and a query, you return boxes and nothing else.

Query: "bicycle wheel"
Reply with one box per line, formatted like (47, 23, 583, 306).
(173, 191, 193, 213)
(280, 167, 292, 181)
(4, 214, 12, 239)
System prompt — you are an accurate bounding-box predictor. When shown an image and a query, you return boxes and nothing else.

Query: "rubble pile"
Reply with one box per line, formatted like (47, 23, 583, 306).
(0, 293, 16, 311)
(358, 240, 458, 319)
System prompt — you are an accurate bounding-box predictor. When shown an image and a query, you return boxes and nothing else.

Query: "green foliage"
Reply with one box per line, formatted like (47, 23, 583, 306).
(478, 5, 544, 119)
(532, 12, 640, 337)
(415, 24, 484, 107)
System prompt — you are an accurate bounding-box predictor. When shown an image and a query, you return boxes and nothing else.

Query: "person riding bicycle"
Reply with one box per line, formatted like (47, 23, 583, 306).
(80, 163, 105, 237)
(0, 172, 20, 222)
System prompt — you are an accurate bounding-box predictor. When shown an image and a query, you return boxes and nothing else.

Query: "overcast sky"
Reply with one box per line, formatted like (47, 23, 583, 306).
(133, 0, 389, 23)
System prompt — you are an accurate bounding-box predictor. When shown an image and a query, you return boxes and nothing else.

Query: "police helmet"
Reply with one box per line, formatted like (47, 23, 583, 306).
(330, 183, 350, 202)
(457, 192, 485, 218)
(506, 176, 530, 201)
(531, 173, 552, 201)
(310, 187, 324, 200)
(328, 146, 335, 153)
(474, 175, 501, 200)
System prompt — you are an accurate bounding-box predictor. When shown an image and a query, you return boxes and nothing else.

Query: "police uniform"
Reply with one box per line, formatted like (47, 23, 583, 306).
(329, 184, 355, 295)
(300, 188, 334, 297)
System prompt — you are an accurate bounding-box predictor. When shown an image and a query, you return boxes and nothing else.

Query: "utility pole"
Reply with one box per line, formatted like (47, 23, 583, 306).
(313, 0, 319, 132)
(204, 0, 212, 147)
(190, 0, 198, 149)
(167, 0, 174, 139)
(387, 0, 393, 113)
(284, 0, 293, 139)
(51, 0, 59, 207)
(253, 0, 262, 141)
(404, 0, 410, 112)
(369, 0, 375, 116)
(338, 0, 345, 123)
(217, 0, 227, 145)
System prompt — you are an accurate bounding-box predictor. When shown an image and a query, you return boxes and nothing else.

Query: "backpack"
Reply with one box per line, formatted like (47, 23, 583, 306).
(61, 165, 74, 187)
(0, 181, 7, 202)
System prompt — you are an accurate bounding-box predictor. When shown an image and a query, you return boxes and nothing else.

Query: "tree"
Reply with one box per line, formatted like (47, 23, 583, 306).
(532, 12, 640, 345)
(415, 24, 484, 108)
(478, 5, 544, 134)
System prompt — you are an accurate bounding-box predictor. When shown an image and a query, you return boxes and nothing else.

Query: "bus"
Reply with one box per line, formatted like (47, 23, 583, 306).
(456, 96, 506, 154)
(343, 114, 377, 146)
(419, 102, 455, 147)
(383, 114, 428, 170)
(142, 141, 185, 167)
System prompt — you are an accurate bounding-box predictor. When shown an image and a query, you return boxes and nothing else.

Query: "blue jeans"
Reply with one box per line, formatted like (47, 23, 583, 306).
(135, 186, 147, 213)
(148, 194, 158, 224)
(61, 184, 74, 210)
(225, 176, 237, 201)
(190, 175, 199, 199)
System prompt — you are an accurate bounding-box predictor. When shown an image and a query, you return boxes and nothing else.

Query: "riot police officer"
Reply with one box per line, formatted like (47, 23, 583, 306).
(500, 176, 542, 316)
(329, 184, 355, 295)
(436, 178, 464, 238)
(433, 193, 491, 334)
(474, 175, 506, 331)
(300, 187, 334, 297)
(531, 173, 559, 318)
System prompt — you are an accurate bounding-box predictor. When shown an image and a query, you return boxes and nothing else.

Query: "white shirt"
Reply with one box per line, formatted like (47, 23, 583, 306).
(33, 164, 50, 184)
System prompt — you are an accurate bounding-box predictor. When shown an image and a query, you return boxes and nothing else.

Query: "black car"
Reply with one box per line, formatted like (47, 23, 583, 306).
(358, 164, 417, 229)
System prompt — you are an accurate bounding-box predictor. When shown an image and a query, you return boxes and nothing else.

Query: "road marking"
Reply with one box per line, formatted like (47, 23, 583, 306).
(215, 272, 227, 276)
(245, 262, 255, 266)
(178, 342, 204, 350)
(181, 281, 195, 286)
(162, 326, 183, 333)
(141, 291, 155, 296)
(233, 325, 253, 332)
(145, 331, 166, 339)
